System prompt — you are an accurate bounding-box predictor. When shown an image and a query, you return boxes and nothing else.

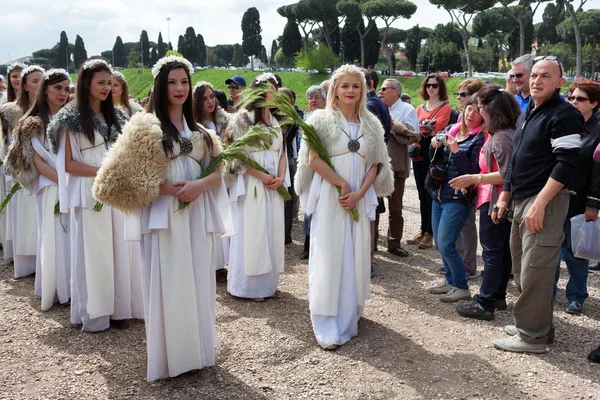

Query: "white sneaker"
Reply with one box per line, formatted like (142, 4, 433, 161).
(428, 279, 452, 294)
(492, 335, 548, 354)
(504, 325, 554, 344)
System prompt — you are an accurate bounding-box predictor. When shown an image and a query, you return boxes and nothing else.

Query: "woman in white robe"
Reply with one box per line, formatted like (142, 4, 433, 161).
(0, 65, 45, 276)
(47, 59, 143, 332)
(111, 70, 143, 117)
(93, 56, 232, 382)
(193, 81, 231, 279)
(224, 74, 288, 301)
(295, 65, 394, 350)
(4, 69, 71, 310)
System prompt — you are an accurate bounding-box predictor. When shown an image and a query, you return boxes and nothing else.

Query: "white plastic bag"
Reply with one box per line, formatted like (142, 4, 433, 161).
(570, 214, 600, 260)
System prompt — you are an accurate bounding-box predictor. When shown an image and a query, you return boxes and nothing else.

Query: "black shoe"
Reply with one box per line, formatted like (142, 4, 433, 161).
(299, 235, 310, 259)
(387, 247, 409, 257)
(589, 262, 600, 272)
(285, 237, 293, 245)
(456, 301, 494, 321)
(588, 346, 600, 363)
(495, 299, 508, 311)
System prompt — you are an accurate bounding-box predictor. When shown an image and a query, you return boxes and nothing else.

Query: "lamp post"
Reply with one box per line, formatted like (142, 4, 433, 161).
(166, 17, 171, 48)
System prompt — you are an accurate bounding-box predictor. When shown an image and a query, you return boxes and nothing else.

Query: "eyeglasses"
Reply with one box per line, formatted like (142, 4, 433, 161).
(425, 84, 439, 89)
(227, 85, 241, 90)
(533, 55, 564, 78)
(380, 87, 395, 92)
(568, 96, 589, 103)
(455, 92, 470, 98)
(509, 73, 524, 80)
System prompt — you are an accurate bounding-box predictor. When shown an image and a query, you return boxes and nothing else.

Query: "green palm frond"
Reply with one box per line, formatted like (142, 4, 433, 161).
(93, 201, 103, 212)
(0, 182, 22, 217)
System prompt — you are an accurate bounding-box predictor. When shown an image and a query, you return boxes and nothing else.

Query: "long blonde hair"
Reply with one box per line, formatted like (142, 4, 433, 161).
(326, 64, 369, 120)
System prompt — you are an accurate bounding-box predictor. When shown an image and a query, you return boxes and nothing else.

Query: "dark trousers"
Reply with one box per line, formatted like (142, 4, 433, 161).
(387, 173, 406, 250)
(477, 203, 512, 312)
(284, 160, 297, 241)
(412, 159, 432, 235)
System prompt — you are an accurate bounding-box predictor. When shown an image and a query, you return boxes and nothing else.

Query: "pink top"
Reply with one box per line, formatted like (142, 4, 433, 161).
(477, 134, 496, 209)
(594, 142, 600, 162)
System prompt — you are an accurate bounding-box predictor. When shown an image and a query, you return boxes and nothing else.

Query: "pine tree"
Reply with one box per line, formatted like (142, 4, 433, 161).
(177, 35, 185, 55)
(197, 34, 207, 66)
(364, 20, 380, 68)
(241, 7, 262, 70)
(140, 30, 150, 66)
(281, 18, 302, 58)
(168, 42, 173, 51)
(232, 43, 247, 67)
(157, 32, 167, 58)
(57, 31, 70, 70)
(270, 39, 278, 66)
(183, 27, 199, 64)
(113, 36, 127, 68)
(73, 35, 88, 69)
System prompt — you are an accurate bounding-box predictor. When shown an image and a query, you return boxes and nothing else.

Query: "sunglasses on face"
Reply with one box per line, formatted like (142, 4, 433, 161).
(509, 73, 524, 80)
(227, 85, 241, 90)
(425, 84, 439, 89)
(456, 92, 470, 98)
(533, 55, 564, 78)
(568, 96, 589, 103)
(379, 87, 395, 92)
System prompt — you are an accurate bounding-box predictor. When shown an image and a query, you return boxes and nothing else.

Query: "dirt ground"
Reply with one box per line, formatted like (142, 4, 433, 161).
(1, 179, 599, 400)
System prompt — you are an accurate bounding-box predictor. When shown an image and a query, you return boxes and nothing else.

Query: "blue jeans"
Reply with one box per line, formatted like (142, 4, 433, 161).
(432, 200, 471, 290)
(554, 218, 589, 303)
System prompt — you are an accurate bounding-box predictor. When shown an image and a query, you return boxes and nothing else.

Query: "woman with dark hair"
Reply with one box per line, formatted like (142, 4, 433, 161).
(94, 55, 231, 381)
(47, 59, 141, 332)
(409, 73, 452, 250)
(427, 95, 484, 302)
(0, 62, 26, 105)
(450, 84, 520, 320)
(214, 89, 229, 111)
(192, 81, 230, 138)
(4, 69, 71, 310)
(111, 71, 143, 116)
(0, 65, 45, 276)
(224, 73, 288, 302)
(548, 78, 600, 314)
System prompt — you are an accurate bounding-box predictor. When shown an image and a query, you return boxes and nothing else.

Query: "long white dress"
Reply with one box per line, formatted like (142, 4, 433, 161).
(304, 121, 378, 348)
(227, 116, 287, 299)
(30, 133, 71, 311)
(57, 127, 143, 332)
(130, 122, 232, 381)
(5, 124, 37, 276)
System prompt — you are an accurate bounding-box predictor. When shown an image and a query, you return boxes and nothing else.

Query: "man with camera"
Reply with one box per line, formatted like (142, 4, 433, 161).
(492, 57, 584, 354)
(379, 78, 420, 257)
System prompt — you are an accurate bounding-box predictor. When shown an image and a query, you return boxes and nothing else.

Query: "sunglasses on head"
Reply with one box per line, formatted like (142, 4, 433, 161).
(534, 55, 564, 78)
(227, 85, 241, 90)
(509, 73, 524, 80)
(455, 92, 470, 98)
(568, 95, 589, 103)
(425, 83, 439, 89)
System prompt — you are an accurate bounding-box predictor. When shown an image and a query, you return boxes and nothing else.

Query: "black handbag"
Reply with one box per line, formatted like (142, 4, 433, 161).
(425, 148, 449, 190)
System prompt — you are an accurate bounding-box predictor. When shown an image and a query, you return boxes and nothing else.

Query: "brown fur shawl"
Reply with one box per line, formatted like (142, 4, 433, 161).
(0, 102, 25, 160)
(202, 107, 231, 138)
(4, 116, 43, 187)
(93, 112, 222, 212)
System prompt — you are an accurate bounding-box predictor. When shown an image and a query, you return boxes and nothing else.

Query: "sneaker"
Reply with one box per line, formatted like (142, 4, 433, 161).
(456, 301, 494, 321)
(473, 294, 507, 311)
(589, 261, 600, 272)
(504, 325, 554, 344)
(439, 267, 446, 274)
(428, 279, 452, 294)
(492, 335, 547, 354)
(439, 287, 471, 303)
(418, 233, 433, 249)
(566, 301, 582, 315)
(588, 346, 600, 363)
(407, 232, 424, 245)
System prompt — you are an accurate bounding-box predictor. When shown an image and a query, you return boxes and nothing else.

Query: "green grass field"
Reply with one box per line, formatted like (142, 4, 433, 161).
(72, 68, 511, 109)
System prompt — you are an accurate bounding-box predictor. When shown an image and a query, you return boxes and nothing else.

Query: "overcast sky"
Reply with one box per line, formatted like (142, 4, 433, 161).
(1, 0, 597, 64)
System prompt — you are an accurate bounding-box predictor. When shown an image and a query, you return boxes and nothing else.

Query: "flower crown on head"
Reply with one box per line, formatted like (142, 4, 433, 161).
(193, 80, 214, 91)
(254, 72, 277, 85)
(20, 65, 46, 78)
(44, 68, 71, 83)
(112, 70, 126, 82)
(83, 59, 113, 72)
(151, 56, 194, 79)
(7, 62, 27, 74)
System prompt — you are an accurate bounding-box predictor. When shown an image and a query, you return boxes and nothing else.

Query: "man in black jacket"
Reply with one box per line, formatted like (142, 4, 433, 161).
(492, 57, 583, 354)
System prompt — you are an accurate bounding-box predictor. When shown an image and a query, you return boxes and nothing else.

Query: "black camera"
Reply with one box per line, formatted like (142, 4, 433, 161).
(493, 204, 513, 224)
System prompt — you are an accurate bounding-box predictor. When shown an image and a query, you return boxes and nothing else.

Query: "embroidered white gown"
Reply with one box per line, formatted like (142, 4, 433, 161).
(227, 117, 287, 299)
(30, 132, 71, 311)
(5, 125, 37, 276)
(304, 121, 378, 348)
(57, 128, 144, 332)
(131, 123, 232, 382)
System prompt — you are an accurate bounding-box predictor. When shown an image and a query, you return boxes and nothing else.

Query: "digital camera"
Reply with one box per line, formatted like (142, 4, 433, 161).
(435, 133, 447, 145)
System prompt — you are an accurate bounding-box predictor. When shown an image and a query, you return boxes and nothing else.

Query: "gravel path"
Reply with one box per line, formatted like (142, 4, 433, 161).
(1, 178, 599, 400)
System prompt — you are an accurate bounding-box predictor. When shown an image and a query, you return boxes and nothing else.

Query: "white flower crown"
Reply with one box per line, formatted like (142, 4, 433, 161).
(44, 68, 71, 83)
(7, 62, 27, 74)
(254, 72, 277, 85)
(193, 80, 214, 91)
(20, 65, 46, 78)
(83, 59, 113, 72)
(151, 55, 194, 79)
(112, 70, 126, 82)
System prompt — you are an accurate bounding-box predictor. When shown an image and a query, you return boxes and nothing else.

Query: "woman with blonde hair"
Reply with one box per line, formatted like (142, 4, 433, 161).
(295, 64, 393, 350)
(111, 71, 143, 116)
